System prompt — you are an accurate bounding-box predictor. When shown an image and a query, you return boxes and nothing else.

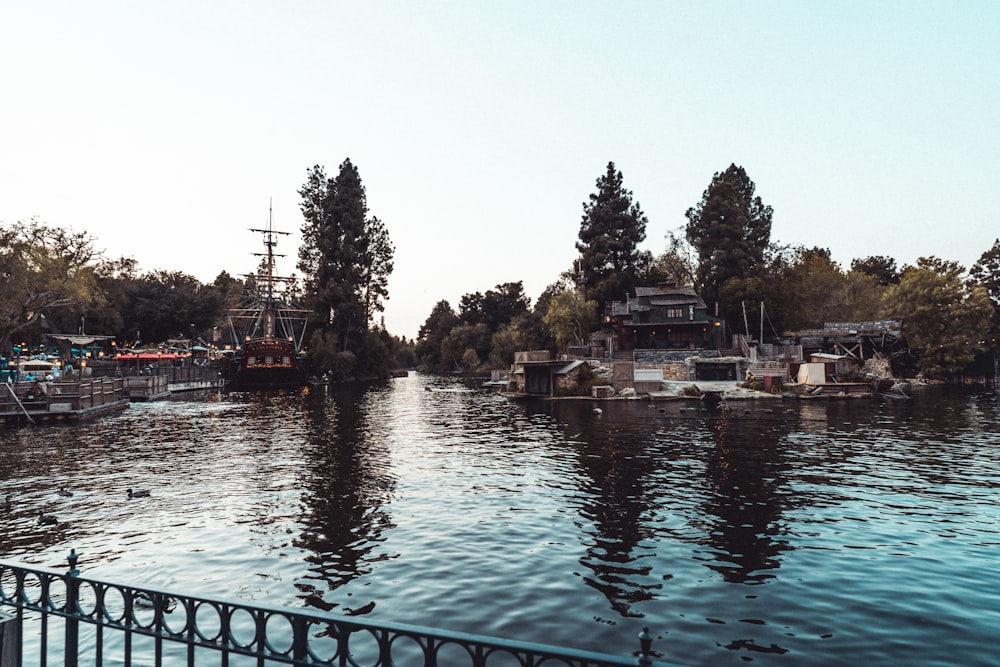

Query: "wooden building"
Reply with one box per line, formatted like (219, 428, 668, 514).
(609, 283, 725, 352)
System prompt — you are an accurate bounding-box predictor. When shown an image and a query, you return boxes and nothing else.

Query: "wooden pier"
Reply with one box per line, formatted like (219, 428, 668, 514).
(125, 376, 171, 401)
(0, 378, 129, 428)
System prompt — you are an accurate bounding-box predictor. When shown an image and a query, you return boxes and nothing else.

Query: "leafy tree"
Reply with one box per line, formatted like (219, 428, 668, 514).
(298, 159, 395, 380)
(439, 323, 491, 372)
(0, 220, 101, 355)
(884, 257, 992, 379)
(774, 247, 847, 330)
(751, 246, 885, 337)
(206, 270, 248, 345)
(648, 227, 697, 286)
(969, 238, 1000, 340)
(543, 290, 599, 351)
(838, 270, 887, 323)
(851, 255, 900, 285)
(490, 320, 532, 367)
(79, 257, 140, 342)
(459, 282, 531, 333)
(415, 300, 459, 372)
(576, 161, 651, 315)
(124, 270, 220, 345)
(685, 164, 772, 321)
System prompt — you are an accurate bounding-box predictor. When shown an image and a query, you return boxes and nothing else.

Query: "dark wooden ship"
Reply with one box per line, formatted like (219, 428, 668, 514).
(226, 208, 311, 391)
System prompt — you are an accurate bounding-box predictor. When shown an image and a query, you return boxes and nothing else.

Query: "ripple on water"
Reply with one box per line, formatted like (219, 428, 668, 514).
(1, 380, 999, 665)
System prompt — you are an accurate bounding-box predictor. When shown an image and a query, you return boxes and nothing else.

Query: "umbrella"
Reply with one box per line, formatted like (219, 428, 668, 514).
(21, 359, 55, 370)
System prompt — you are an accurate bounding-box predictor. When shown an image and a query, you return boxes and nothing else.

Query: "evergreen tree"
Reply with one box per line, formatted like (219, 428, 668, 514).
(298, 159, 395, 380)
(576, 161, 650, 315)
(851, 255, 900, 285)
(685, 164, 772, 322)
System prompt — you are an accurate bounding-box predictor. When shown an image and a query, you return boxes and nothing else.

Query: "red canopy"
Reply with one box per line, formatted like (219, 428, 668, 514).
(116, 352, 182, 360)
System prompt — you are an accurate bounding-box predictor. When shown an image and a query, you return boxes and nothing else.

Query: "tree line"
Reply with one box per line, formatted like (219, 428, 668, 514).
(3, 159, 997, 382)
(0, 158, 413, 381)
(415, 161, 999, 380)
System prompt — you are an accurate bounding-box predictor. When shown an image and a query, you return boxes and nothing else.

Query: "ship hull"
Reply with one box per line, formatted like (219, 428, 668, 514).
(227, 339, 310, 391)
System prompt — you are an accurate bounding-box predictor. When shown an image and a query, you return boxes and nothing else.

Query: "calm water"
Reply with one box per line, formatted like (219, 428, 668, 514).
(1, 374, 998, 666)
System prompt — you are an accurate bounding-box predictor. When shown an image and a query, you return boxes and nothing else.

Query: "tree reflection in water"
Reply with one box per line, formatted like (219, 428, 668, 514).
(696, 409, 791, 585)
(294, 384, 397, 613)
(547, 400, 663, 619)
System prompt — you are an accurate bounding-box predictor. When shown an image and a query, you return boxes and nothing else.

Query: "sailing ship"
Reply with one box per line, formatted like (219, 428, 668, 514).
(225, 208, 312, 391)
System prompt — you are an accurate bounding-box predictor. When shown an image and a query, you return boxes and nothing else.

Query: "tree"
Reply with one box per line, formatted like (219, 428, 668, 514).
(969, 238, 1000, 339)
(490, 319, 531, 368)
(647, 227, 697, 286)
(884, 257, 992, 379)
(124, 270, 221, 345)
(459, 282, 531, 333)
(415, 300, 459, 372)
(0, 220, 101, 355)
(82, 256, 139, 341)
(439, 323, 491, 372)
(970, 239, 1000, 304)
(851, 255, 900, 285)
(543, 290, 599, 351)
(576, 162, 650, 315)
(298, 160, 395, 380)
(360, 216, 394, 324)
(685, 164, 772, 322)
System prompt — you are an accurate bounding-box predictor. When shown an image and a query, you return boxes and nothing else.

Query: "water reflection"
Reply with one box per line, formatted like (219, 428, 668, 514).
(544, 400, 663, 619)
(294, 385, 397, 613)
(1, 379, 998, 665)
(696, 410, 791, 585)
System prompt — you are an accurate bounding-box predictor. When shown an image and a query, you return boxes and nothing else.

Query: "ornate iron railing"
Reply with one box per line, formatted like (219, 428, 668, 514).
(0, 550, 668, 666)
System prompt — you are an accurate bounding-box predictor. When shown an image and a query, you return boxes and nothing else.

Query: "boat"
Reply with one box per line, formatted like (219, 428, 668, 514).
(225, 207, 312, 391)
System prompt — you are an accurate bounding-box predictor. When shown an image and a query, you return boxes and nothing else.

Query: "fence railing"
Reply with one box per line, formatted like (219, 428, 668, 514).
(0, 378, 126, 415)
(0, 550, 667, 667)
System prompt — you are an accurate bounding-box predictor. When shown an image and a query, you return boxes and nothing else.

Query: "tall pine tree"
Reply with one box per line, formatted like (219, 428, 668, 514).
(685, 164, 772, 321)
(298, 159, 395, 380)
(575, 161, 650, 316)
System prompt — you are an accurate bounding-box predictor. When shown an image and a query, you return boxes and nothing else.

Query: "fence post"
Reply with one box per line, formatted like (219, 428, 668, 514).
(636, 627, 653, 666)
(0, 609, 21, 667)
(64, 549, 81, 667)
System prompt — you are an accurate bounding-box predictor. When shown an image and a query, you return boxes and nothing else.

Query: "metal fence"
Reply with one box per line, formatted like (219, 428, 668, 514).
(0, 550, 667, 667)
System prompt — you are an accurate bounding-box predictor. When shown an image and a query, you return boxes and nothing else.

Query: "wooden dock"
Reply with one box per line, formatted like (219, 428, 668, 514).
(1, 378, 129, 428)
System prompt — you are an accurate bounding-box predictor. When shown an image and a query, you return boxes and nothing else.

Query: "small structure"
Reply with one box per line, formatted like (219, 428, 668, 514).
(782, 321, 906, 364)
(808, 352, 856, 380)
(633, 367, 664, 395)
(510, 351, 589, 396)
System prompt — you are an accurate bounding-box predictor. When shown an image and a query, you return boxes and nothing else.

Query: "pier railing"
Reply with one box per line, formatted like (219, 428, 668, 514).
(0, 551, 665, 666)
(0, 378, 128, 427)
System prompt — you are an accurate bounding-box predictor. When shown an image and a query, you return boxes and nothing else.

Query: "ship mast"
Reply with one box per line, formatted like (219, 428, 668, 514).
(248, 200, 290, 340)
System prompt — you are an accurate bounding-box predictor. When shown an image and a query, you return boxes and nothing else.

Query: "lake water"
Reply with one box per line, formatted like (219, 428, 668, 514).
(1, 373, 998, 666)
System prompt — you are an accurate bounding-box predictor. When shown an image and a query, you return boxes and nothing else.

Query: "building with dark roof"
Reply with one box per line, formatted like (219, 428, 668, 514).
(610, 283, 725, 351)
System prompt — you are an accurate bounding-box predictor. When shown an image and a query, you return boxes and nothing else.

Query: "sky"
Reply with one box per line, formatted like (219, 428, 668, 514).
(3, 2, 998, 340)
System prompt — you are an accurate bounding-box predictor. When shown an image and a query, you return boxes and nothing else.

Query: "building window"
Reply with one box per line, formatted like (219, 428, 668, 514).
(666, 307, 684, 319)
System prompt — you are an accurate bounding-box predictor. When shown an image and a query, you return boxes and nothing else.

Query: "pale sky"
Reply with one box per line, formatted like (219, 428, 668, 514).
(3, 2, 997, 339)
